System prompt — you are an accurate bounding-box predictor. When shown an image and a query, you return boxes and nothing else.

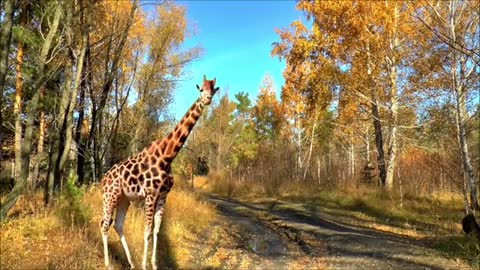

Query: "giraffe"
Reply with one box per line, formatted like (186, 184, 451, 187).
(100, 75, 219, 269)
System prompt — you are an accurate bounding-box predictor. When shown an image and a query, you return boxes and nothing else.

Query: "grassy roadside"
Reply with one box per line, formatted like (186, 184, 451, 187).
(0, 178, 217, 269)
(1, 174, 478, 268)
(200, 175, 480, 267)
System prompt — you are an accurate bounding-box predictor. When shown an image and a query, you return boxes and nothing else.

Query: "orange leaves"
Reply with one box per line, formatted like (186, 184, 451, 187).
(148, 3, 187, 50)
(255, 75, 282, 122)
(291, 20, 308, 36)
(398, 147, 433, 169)
(91, 1, 144, 45)
(253, 75, 284, 141)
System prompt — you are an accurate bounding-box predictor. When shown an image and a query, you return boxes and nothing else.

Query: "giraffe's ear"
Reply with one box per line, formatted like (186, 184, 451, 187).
(214, 86, 219, 92)
(196, 84, 202, 91)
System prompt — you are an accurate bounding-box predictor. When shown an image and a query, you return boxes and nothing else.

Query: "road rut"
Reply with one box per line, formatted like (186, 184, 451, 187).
(187, 194, 472, 270)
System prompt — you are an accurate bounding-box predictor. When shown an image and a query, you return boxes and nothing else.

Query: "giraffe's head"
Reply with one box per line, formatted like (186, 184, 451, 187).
(196, 75, 219, 105)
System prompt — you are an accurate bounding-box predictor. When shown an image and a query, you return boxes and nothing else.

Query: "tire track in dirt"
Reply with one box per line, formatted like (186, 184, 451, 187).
(186, 195, 325, 269)
(197, 194, 473, 270)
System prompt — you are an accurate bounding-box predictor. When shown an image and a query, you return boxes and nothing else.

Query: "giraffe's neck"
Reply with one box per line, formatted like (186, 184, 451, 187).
(161, 97, 205, 161)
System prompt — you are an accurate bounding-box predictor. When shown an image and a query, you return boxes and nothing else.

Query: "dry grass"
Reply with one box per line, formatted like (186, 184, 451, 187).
(206, 172, 277, 199)
(192, 175, 212, 190)
(0, 179, 216, 269)
(1, 191, 103, 269)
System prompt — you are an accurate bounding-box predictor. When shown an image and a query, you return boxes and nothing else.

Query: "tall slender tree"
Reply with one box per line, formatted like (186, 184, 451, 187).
(0, 0, 16, 143)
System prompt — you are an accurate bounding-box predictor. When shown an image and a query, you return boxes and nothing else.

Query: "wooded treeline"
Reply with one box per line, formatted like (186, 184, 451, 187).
(177, 0, 479, 212)
(0, 0, 478, 219)
(0, 0, 199, 218)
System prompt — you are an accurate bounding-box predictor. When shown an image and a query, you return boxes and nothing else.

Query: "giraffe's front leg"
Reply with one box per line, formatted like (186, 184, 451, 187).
(151, 194, 167, 269)
(142, 195, 155, 270)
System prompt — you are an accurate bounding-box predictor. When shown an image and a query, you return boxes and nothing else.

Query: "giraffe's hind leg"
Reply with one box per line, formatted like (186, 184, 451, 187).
(151, 193, 167, 269)
(142, 194, 156, 270)
(114, 195, 134, 268)
(100, 187, 120, 269)
(100, 197, 115, 268)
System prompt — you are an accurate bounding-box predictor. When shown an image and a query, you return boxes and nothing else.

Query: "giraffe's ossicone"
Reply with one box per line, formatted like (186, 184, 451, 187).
(100, 75, 219, 269)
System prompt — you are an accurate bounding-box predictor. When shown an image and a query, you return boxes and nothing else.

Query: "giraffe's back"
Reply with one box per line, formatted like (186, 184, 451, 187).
(101, 142, 175, 202)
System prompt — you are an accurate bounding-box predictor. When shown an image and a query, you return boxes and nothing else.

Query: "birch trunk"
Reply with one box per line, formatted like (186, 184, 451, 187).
(385, 2, 400, 191)
(350, 141, 355, 178)
(302, 121, 317, 181)
(447, 0, 479, 211)
(454, 73, 479, 211)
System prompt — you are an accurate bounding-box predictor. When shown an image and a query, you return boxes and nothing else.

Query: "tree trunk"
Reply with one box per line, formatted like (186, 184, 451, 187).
(0, 0, 15, 143)
(14, 31, 24, 181)
(385, 2, 400, 191)
(365, 128, 371, 164)
(295, 103, 302, 181)
(386, 94, 398, 190)
(77, 31, 94, 185)
(48, 55, 73, 194)
(302, 120, 317, 181)
(366, 43, 387, 187)
(455, 83, 479, 211)
(371, 97, 387, 187)
(317, 156, 321, 185)
(75, 73, 87, 185)
(350, 140, 355, 178)
(31, 102, 45, 189)
(1, 3, 63, 218)
(129, 106, 145, 155)
(58, 0, 90, 177)
(44, 133, 55, 205)
(13, 1, 29, 183)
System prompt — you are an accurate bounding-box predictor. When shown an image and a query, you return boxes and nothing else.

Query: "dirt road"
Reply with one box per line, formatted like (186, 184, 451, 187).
(188, 194, 472, 270)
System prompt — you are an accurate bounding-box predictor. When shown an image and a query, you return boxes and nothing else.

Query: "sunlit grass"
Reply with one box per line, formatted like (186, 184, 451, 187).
(0, 191, 102, 269)
(0, 178, 217, 269)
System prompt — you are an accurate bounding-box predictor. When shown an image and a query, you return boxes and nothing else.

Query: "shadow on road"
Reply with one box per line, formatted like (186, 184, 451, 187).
(207, 194, 471, 270)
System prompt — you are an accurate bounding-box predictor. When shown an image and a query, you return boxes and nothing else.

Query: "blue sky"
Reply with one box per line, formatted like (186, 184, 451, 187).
(170, 0, 302, 120)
